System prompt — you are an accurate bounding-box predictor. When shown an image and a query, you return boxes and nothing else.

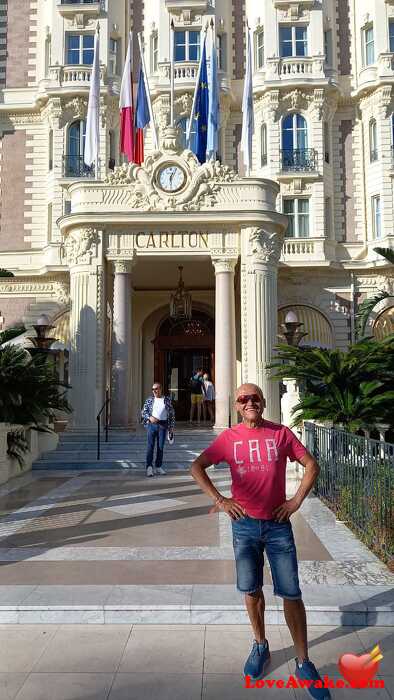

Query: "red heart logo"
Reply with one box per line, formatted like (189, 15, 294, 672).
(338, 650, 381, 688)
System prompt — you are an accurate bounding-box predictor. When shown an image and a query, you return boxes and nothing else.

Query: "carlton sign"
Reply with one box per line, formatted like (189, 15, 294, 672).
(135, 231, 209, 250)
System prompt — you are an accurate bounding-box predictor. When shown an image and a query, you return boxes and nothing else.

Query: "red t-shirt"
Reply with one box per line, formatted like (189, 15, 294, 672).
(202, 420, 307, 519)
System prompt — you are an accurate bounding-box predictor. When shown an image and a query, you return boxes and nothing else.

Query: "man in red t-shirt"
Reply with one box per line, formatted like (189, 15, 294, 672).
(191, 384, 330, 699)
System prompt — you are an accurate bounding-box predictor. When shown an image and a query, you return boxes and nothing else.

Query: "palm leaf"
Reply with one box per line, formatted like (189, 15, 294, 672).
(373, 247, 394, 265)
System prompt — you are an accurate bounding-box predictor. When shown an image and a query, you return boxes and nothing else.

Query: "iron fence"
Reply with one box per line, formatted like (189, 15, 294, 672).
(304, 422, 393, 562)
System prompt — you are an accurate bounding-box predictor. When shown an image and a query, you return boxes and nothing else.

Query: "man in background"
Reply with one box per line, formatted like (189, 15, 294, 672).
(142, 382, 175, 477)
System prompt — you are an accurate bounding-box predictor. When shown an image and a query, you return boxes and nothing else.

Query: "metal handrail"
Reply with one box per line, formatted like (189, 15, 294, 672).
(97, 388, 110, 460)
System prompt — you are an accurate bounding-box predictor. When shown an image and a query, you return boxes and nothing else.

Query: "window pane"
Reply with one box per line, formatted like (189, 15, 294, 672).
(175, 31, 186, 61)
(295, 27, 307, 56)
(365, 27, 374, 65)
(296, 114, 307, 150)
(189, 31, 200, 61)
(82, 34, 94, 65)
(298, 199, 309, 214)
(282, 115, 294, 150)
(69, 122, 81, 157)
(324, 30, 333, 65)
(67, 34, 80, 64)
(299, 214, 309, 237)
(390, 22, 394, 52)
(279, 27, 292, 57)
(283, 199, 294, 213)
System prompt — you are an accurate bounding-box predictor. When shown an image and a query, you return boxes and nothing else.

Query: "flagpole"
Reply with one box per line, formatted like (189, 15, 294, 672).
(95, 23, 100, 178)
(187, 22, 208, 147)
(246, 21, 250, 178)
(137, 31, 159, 149)
(170, 19, 175, 127)
(84, 21, 100, 178)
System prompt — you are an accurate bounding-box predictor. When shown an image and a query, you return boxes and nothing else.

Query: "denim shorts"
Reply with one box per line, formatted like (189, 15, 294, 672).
(231, 516, 302, 599)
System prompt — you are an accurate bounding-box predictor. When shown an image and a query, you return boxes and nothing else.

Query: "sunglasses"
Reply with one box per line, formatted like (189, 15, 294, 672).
(236, 394, 261, 405)
(152, 387, 160, 391)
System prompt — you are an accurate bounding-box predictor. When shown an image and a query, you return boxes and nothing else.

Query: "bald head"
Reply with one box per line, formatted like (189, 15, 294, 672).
(235, 384, 265, 401)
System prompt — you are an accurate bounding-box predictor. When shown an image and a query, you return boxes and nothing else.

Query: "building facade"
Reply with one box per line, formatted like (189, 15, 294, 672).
(0, 0, 393, 429)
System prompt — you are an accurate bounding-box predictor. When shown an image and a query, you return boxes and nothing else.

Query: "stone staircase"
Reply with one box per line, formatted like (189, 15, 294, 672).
(33, 426, 217, 471)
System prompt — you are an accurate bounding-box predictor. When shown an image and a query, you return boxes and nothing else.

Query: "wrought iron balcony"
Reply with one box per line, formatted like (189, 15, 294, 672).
(370, 149, 378, 163)
(281, 148, 318, 172)
(63, 155, 95, 178)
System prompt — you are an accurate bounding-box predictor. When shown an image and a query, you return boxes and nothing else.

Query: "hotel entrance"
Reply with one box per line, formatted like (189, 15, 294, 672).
(153, 311, 215, 421)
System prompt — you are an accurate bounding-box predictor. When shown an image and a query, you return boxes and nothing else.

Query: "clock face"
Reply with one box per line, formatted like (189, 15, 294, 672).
(157, 165, 186, 193)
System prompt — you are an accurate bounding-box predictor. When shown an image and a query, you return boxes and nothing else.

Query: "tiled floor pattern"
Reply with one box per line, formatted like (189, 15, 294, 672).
(0, 624, 392, 699)
(0, 463, 392, 624)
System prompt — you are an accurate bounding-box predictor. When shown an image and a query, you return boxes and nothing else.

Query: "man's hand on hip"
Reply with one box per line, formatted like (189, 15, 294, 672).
(149, 416, 159, 424)
(211, 497, 246, 520)
(272, 497, 301, 522)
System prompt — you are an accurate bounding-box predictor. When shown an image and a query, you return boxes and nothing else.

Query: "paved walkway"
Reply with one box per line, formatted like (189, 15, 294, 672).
(0, 427, 392, 625)
(0, 623, 392, 699)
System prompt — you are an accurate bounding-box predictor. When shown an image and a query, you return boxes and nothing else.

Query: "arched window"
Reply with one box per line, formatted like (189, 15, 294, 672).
(65, 120, 93, 177)
(260, 123, 267, 166)
(281, 113, 313, 170)
(369, 118, 378, 161)
(177, 116, 198, 155)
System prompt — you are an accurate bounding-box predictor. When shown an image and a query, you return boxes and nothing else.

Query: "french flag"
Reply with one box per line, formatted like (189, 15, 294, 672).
(134, 64, 151, 165)
(119, 32, 135, 162)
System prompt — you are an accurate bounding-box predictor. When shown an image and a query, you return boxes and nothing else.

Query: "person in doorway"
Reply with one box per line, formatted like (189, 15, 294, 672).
(190, 383, 330, 699)
(141, 383, 175, 477)
(202, 373, 215, 424)
(189, 368, 204, 424)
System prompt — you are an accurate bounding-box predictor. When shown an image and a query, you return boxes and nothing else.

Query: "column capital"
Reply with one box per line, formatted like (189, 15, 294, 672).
(211, 256, 238, 274)
(112, 257, 136, 274)
(247, 227, 284, 266)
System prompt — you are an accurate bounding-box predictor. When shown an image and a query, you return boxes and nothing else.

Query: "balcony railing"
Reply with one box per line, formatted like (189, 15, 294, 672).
(370, 150, 378, 163)
(63, 156, 95, 178)
(281, 148, 318, 172)
(60, 0, 98, 4)
(264, 56, 325, 82)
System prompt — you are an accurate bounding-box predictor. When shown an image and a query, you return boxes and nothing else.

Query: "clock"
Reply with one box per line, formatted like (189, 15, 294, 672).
(157, 164, 186, 193)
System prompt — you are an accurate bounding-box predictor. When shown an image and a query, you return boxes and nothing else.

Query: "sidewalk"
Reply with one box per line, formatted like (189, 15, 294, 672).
(0, 454, 392, 625)
(0, 623, 392, 699)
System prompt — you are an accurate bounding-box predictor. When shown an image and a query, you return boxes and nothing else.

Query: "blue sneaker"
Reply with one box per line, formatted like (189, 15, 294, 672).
(295, 658, 331, 699)
(244, 640, 270, 680)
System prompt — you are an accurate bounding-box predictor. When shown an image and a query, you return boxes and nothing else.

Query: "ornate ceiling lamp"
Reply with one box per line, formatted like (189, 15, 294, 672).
(170, 266, 192, 320)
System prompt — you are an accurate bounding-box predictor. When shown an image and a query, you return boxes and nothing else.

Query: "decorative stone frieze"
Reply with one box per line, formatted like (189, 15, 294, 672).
(0, 278, 70, 305)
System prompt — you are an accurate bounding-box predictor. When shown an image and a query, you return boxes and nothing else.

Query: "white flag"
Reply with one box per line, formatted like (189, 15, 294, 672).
(240, 25, 254, 174)
(84, 26, 100, 169)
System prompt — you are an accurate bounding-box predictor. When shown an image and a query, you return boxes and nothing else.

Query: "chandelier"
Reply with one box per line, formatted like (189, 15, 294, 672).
(170, 266, 192, 320)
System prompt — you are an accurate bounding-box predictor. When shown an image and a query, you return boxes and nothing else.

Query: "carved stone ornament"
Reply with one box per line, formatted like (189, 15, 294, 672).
(63, 227, 100, 266)
(281, 89, 311, 112)
(64, 96, 87, 121)
(175, 93, 194, 116)
(104, 139, 237, 213)
(249, 228, 284, 264)
(211, 257, 238, 274)
(356, 273, 394, 295)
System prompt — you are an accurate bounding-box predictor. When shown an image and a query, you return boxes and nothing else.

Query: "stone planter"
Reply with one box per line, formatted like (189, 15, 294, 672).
(0, 423, 59, 486)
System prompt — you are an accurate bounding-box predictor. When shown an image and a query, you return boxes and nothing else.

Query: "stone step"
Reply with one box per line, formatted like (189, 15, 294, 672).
(0, 584, 390, 625)
(33, 462, 226, 471)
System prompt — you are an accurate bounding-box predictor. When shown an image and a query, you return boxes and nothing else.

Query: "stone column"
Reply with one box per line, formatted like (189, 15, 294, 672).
(111, 259, 134, 427)
(66, 227, 102, 430)
(212, 257, 237, 430)
(241, 227, 284, 423)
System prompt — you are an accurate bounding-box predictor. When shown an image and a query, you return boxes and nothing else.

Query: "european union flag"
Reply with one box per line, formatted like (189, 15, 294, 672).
(194, 37, 209, 164)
